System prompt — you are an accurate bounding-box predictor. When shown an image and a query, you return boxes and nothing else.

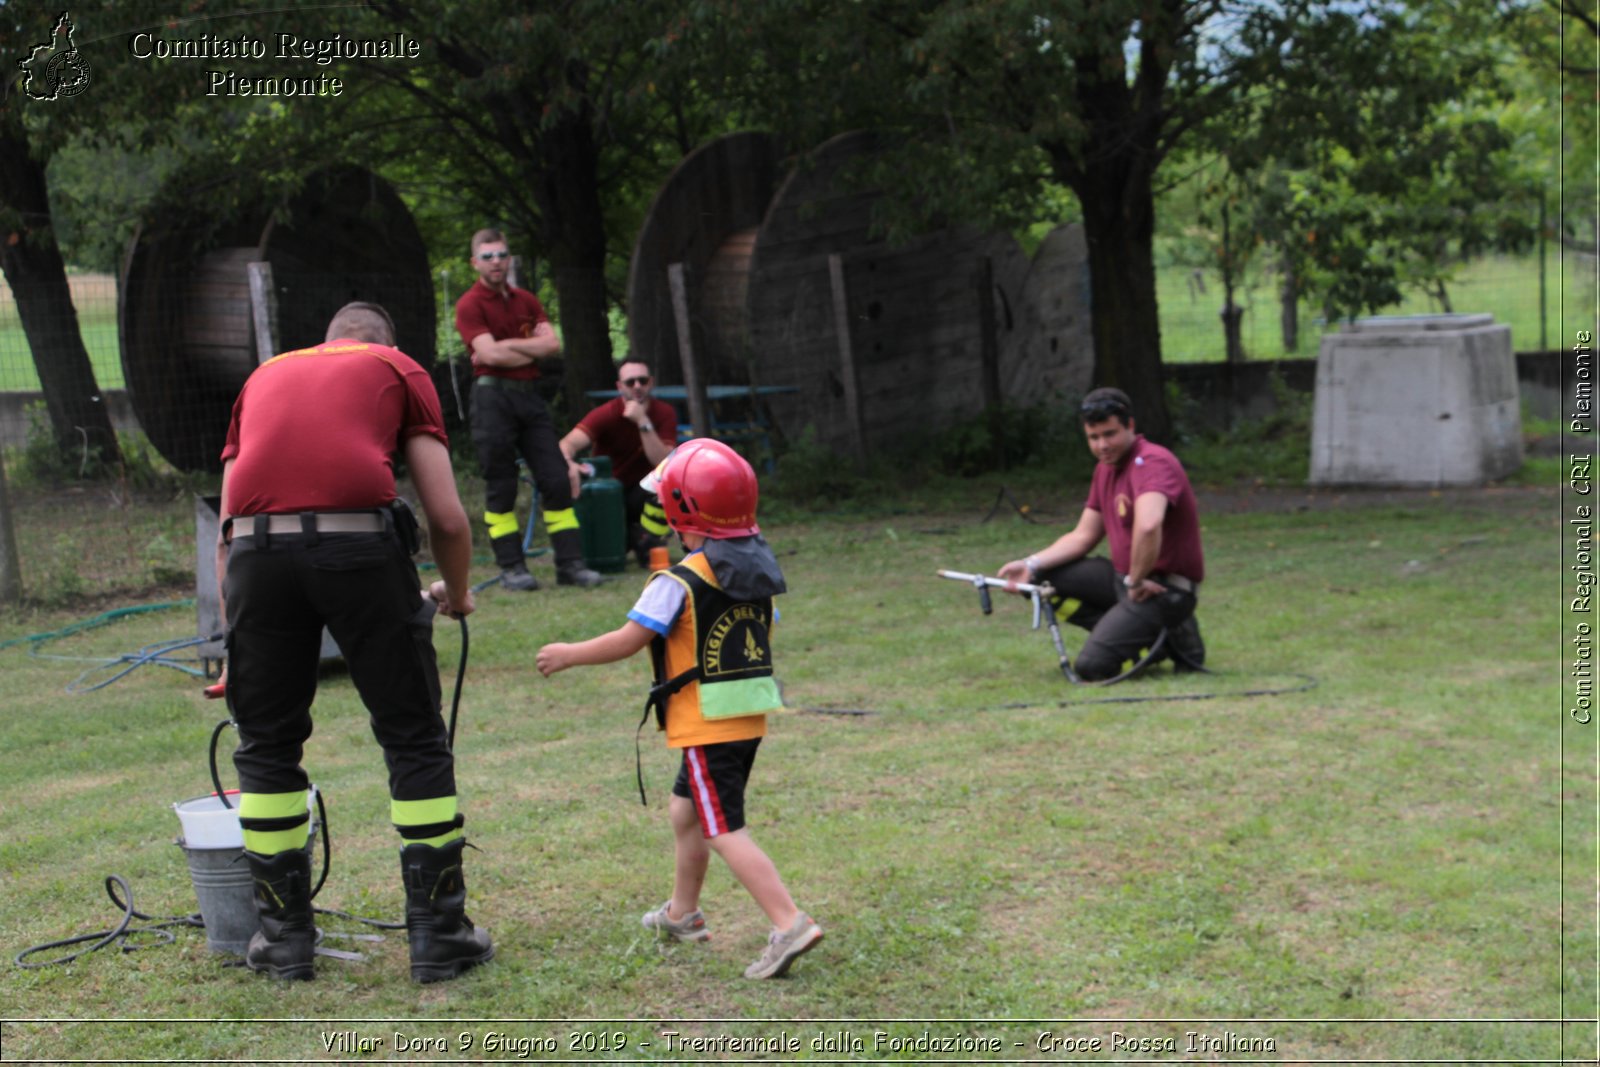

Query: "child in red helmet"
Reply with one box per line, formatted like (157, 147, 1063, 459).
(535, 439, 823, 980)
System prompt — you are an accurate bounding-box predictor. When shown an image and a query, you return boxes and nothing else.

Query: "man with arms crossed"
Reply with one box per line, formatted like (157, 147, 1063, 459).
(456, 228, 602, 590)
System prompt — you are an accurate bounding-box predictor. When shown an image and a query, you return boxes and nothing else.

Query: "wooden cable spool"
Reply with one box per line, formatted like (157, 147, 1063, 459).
(119, 166, 435, 472)
(626, 131, 782, 387)
(627, 130, 1093, 459)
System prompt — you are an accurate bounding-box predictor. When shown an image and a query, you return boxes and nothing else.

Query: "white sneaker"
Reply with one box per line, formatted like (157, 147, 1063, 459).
(641, 900, 710, 942)
(744, 912, 822, 979)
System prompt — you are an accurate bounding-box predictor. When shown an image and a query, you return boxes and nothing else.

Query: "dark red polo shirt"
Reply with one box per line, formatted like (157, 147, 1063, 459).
(454, 281, 550, 382)
(575, 396, 681, 486)
(220, 339, 447, 515)
(1085, 435, 1205, 583)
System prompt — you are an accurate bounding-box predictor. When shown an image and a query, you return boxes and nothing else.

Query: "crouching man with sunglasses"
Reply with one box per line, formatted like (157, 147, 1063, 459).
(559, 361, 680, 568)
(997, 387, 1206, 680)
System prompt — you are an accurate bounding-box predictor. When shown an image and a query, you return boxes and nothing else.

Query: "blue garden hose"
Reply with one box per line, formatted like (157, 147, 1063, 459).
(0, 601, 208, 694)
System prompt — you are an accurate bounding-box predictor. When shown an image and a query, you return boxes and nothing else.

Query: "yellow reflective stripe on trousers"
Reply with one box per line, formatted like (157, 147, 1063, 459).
(239, 790, 310, 855)
(641, 499, 669, 536)
(543, 506, 580, 534)
(392, 796, 461, 847)
(484, 510, 520, 539)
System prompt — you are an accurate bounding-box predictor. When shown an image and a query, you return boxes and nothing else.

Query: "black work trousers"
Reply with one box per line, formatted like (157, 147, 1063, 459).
(470, 381, 574, 517)
(1041, 557, 1198, 681)
(224, 529, 454, 802)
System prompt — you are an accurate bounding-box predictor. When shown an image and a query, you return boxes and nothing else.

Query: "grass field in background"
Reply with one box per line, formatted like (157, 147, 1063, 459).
(0, 475, 1589, 1062)
(1158, 246, 1595, 364)
(0, 274, 123, 393)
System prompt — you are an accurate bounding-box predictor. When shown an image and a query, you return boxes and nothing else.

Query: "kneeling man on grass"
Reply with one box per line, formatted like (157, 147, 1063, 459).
(997, 387, 1206, 680)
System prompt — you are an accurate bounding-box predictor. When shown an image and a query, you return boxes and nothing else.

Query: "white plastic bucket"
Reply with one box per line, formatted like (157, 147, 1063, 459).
(173, 792, 245, 849)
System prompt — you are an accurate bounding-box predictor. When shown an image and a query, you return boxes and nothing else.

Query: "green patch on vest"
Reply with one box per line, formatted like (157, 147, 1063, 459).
(700, 674, 783, 720)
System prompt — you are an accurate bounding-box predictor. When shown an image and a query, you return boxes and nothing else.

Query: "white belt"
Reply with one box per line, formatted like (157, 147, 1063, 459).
(1155, 572, 1197, 593)
(229, 511, 386, 540)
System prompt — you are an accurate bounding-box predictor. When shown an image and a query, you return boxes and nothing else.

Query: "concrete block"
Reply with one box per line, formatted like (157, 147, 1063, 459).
(1310, 314, 1523, 486)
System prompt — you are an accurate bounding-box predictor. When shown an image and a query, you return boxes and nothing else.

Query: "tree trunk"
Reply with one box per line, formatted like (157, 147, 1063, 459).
(1070, 167, 1173, 443)
(1221, 299, 1245, 364)
(1279, 253, 1300, 354)
(975, 256, 1004, 468)
(0, 122, 122, 473)
(533, 111, 614, 409)
(1219, 198, 1245, 364)
(1432, 279, 1454, 314)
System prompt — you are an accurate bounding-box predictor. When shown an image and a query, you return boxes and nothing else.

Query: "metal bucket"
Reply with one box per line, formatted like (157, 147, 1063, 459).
(173, 791, 316, 955)
(176, 842, 257, 955)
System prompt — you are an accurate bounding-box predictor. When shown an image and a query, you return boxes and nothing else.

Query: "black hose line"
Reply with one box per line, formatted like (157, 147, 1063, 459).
(14, 876, 198, 969)
(15, 616, 471, 968)
(448, 616, 466, 750)
(792, 671, 1318, 717)
(209, 718, 234, 809)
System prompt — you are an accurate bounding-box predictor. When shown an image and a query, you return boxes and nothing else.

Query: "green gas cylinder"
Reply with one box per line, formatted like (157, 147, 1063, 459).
(576, 455, 628, 573)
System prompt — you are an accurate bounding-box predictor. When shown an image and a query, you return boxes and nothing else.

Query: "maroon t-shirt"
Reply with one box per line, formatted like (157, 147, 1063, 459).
(1085, 435, 1205, 583)
(453, 281, 550, 382)
(220, 339, 447, 515)
(576, 396, 681, 486)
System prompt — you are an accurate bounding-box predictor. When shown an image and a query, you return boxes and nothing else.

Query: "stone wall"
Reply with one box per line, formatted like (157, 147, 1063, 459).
(0, 351, 1569, 450)
(1167, 351, 1566, 436)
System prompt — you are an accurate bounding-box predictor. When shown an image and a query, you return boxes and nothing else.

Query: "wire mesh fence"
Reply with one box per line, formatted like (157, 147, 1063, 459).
(0, 270, 447, 467)
(1, 248, 1592, 465)
(0, 244, 1580, 607)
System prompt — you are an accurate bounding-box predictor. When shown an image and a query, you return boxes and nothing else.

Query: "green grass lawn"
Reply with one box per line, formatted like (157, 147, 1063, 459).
(0, 274, 123, 392)
(0, 273, 121, 395)
(0, 473, 1589, 1062)
(1158, 247, 1594, 363)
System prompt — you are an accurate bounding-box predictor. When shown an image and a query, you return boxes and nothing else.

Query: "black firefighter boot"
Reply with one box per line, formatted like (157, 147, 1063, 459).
(490, 532, 539, 591)
(243, 848, 316, 981)
(1167, 613, 1207, 672)
(400, 838, 495, 983)
(550, 528, 603, 588)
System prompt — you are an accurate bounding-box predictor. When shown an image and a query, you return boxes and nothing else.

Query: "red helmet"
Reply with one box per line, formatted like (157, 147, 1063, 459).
(649, 438, 760, 539)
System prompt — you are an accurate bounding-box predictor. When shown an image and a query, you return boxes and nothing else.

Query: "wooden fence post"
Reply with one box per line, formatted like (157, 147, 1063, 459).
(828, 253, 866, 460)
(668, 262, 710, 439)
(0, 450, 21, 603)
(247, 261, 278, 363)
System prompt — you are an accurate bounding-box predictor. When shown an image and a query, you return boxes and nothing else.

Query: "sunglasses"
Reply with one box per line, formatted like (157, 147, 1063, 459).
(620, 376, 651, 387)
(1080, 398, 1130, 422)
(476, 250, 510, 262)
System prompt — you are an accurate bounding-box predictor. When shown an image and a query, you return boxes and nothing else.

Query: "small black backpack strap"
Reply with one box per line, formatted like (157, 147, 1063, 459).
(635, 663, 701, 807)
(632, 564, 709, 806)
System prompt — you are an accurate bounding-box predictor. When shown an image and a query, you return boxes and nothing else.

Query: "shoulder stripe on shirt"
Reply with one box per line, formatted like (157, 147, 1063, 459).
(262, 343, 412, 378)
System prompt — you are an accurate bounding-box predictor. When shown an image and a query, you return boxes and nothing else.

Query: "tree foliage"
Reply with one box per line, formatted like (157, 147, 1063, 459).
(691, 0, 1528, 441)
(349, 0, 732, 396)
(5, 0, 1580, 468)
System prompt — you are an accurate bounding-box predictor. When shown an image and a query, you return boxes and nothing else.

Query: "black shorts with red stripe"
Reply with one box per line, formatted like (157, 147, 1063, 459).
(672, 738, 761, 838)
